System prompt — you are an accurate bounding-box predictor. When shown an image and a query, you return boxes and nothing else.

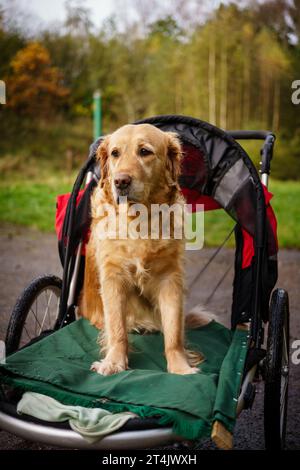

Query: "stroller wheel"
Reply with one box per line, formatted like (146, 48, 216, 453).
(5, 275, 62, 355)
(264, 288, 289, 450)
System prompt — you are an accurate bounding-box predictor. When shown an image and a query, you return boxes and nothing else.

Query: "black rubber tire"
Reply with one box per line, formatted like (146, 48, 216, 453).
(264, 288, 289, 450)
(5, 275, 62, 356)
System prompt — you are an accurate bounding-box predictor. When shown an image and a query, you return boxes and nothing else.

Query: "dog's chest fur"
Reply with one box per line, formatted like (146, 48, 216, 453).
(98, 237, 183, 294)
(91, 186, 184, 292)
(125, 255, 150, 291)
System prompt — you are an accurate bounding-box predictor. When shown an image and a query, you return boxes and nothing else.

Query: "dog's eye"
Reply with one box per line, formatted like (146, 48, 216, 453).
(111, 149, 119, 158)
(139, 148, 152, 157)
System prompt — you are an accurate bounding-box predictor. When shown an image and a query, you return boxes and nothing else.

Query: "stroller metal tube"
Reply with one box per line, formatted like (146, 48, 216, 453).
(67, 242, 82, 309)
(228, 131, 275, 189)
(67, 171, 94, 309)
(236, 365, 257, 416)
(0, 410, 177, 449)
(228, 130, 273, 140)
(261, 173, 269, 188)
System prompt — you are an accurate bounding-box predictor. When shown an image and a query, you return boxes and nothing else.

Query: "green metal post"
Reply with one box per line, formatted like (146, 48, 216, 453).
(0, 80, 6, 104)
(93, 90, 102, 140)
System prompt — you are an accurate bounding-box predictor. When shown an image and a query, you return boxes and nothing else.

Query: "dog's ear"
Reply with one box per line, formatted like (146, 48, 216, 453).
(165, 132, 182, 184)
(96, 136, 110, 187)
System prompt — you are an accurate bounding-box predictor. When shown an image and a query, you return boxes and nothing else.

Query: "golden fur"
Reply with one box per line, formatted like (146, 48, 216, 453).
(79, 123, 209, 376)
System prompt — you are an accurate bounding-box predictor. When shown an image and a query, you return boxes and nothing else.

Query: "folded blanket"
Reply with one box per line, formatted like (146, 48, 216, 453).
(17, 391, 135, 443)
(0, 318, 248, 441)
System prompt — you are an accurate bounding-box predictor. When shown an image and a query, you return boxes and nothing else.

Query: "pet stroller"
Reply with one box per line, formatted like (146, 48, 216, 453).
(0, 115, 290, 450)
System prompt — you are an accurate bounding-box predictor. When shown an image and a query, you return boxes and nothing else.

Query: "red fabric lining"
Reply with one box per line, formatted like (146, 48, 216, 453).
(181, 188, 221, 211)
(241, 185, 278, 268)
(55, 190, 85, 240)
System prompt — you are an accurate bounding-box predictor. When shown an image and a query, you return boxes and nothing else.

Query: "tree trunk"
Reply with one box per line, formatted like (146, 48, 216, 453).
(261, 73, 270, 129)
(243, 56, 250, 126)
(125, 96, 135, 123)
(272, 80, 280, 132)
(219, 44, 227, 129)
(208, 32, 216, 126)
(236, 79, 243, 129)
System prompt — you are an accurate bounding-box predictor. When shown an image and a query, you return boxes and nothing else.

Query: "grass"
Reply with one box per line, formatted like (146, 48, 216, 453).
(0, 175, 75, 232)
(0, 174, 299, 248)
(268, 179, 300, 248)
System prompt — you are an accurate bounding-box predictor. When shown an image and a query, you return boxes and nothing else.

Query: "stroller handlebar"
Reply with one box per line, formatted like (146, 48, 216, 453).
(227, 130, 275, 141)
(228, 130, 275, 184)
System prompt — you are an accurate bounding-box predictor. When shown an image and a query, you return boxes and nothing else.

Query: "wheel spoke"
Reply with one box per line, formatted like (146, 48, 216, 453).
(35, 297, 38, 336)
(22, 324, 32, 341)
(30, 306, 43, 332)
(46, 289, 52, 329)
(265, 290, 290, 448)
(6, 277, 62, 354)
(281, 378, 288, 406)
(280, 380, 288, 435)
(38, 290, 53, 335)
(55, 297, 60, 322)
(282, 328, 288, 364)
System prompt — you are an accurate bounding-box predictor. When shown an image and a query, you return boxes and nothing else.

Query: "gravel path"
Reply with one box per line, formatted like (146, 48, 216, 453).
(0, 224, 299, 450)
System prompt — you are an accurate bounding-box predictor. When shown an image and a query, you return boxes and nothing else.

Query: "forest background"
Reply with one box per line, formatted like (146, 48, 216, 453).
(0, 0, 299, 246)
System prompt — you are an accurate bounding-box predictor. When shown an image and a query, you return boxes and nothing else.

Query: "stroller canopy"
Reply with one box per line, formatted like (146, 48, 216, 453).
(135, 115, 274, 244)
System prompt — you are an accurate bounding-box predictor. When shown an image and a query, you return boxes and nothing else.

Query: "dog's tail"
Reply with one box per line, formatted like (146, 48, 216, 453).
(185, 304, 216, 329)
(184, 305, 216, 367)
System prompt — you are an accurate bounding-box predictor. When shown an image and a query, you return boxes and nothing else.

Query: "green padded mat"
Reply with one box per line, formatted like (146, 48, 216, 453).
(0, 319, 248, 441)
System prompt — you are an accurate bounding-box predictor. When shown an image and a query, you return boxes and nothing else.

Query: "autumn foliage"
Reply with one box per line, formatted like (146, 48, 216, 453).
(6, 42, 69, 117)
(0, 1, 300, 179)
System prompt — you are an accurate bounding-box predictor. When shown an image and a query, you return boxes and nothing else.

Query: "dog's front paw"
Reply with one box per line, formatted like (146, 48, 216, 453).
(90, 360, 127, 376)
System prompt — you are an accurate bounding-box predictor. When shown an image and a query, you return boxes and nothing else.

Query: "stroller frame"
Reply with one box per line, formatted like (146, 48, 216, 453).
(0, 116, 289, 450)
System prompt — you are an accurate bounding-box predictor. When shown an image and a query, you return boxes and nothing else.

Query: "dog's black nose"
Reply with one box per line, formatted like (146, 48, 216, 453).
(114, 174, 132, 190)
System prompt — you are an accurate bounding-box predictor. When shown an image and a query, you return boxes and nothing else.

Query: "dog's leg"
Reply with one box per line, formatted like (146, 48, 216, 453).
(78, 241, 104, 329)
(91, 268, 128, 376)
(158, 274, 199, 375)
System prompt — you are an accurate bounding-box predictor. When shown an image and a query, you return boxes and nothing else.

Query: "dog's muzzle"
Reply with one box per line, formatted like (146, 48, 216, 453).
(114, 173, 132, 199)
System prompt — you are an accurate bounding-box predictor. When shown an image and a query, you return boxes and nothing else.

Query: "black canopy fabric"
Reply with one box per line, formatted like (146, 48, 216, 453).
(135, 115, 264, 239)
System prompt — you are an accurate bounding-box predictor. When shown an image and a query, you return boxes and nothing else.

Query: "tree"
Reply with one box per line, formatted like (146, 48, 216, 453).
(255, 28, 290, 130)
(289, 0, 300, 42)
(254, 0, 295, 44)
(64, 0, 92, 36)
(0, 7, 25, 78)
(6, 42, 69, 118)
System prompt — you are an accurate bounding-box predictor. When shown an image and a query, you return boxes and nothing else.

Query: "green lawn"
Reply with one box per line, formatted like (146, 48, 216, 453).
(269, 180, 300, 248)
(0, 176, 74, 232)
(0, 177, 299, 248)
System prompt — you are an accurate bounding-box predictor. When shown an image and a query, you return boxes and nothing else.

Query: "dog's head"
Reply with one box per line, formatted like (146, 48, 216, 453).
(96, 124, 182, 204)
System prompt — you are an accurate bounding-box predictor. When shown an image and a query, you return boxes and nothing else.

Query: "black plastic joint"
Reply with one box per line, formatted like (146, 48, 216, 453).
(243, 383, 256, 409)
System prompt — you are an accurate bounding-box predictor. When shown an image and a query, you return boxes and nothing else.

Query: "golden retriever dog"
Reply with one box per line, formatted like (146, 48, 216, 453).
(79, 123, 209, 376)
